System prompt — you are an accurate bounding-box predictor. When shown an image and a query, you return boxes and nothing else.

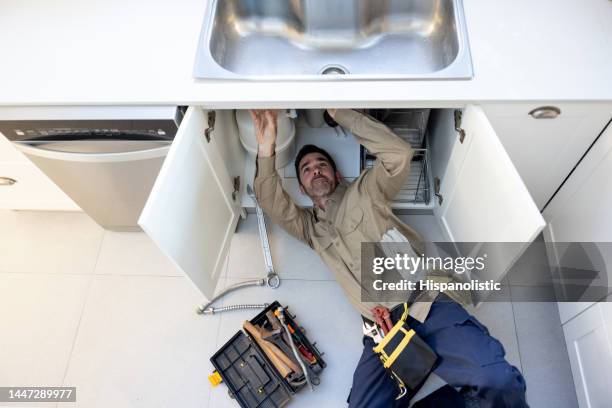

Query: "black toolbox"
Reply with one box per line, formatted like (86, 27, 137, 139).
(209, 301, 326, 407)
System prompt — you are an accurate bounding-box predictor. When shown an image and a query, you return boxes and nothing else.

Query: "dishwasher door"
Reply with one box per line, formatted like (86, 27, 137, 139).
(15, 140, 170, 230)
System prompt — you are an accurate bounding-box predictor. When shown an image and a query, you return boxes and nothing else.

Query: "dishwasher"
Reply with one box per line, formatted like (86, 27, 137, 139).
(0, 106, 184, 230)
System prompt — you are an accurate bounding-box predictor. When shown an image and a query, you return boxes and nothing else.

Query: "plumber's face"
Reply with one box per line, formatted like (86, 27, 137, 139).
(298, 152, 338, 198)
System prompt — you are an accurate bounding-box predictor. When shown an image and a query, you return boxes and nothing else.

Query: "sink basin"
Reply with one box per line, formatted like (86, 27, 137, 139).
(194, 0, 473, 80)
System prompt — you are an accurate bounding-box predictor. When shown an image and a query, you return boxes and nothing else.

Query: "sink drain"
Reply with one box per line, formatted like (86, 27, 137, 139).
(319, 64, 349, 75)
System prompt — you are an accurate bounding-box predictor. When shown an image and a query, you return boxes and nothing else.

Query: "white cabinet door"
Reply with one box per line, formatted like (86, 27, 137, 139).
(543, 121, 612, 323)
(139, 107, 241, 301)
(483, 103, 612, 210)
(434, 105, 546, 298)
(563, 299, 612, 408)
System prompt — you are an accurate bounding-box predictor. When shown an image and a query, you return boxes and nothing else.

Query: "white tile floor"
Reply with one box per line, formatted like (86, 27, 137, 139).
(0, 210, 578, 408)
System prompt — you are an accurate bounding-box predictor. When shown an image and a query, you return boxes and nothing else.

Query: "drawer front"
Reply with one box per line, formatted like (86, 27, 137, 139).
(0, 162, 79, 210)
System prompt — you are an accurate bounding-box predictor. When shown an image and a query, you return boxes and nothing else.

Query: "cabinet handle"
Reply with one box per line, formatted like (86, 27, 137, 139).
(529, 106, 561, 119)
(0, 177, 17, 186)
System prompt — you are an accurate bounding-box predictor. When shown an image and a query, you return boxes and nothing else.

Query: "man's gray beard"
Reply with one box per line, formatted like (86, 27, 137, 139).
(308, 179, 336, 199)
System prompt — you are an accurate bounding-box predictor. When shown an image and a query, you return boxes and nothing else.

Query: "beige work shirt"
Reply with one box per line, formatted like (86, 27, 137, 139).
(254, 109, 436, 321)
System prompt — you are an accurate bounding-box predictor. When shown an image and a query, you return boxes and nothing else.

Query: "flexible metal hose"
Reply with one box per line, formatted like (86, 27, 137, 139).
(202, 303, 270, 315)
(197, 279, 267, 315)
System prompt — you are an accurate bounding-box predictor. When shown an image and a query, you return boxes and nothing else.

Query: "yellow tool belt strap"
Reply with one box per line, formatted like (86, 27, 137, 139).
(400, 302, 410, 321)
(373, 303, 416, 368)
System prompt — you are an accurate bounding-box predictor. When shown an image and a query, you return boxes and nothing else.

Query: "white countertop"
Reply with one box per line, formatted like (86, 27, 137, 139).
(0, 0, 611, 107)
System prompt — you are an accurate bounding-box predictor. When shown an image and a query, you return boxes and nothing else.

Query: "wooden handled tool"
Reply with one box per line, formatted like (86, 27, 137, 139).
(266, 311, 282, 331)
(243, 321, 302, 377)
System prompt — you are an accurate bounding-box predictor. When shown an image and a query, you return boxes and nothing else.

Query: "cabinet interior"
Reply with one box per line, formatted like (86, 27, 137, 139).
(234, 108, 461, 214)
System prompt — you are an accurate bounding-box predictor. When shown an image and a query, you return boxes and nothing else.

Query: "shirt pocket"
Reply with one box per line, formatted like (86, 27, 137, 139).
(341, 206, 364, 235)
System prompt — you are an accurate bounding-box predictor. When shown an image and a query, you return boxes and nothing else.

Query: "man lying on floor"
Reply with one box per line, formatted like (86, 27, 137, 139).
(252, 109, 528, 408)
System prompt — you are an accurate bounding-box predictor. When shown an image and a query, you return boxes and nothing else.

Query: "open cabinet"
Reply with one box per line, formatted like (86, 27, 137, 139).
(140, 105, 546, 303)
(139, 108, 245, 300)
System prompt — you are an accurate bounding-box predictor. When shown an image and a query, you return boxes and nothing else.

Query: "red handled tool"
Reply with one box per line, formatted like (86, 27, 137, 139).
(371, 306, 394, 335)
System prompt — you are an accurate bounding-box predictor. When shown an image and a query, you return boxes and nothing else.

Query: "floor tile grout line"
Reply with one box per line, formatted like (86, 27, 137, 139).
(59, 229, 107, 386)
(509, 300, 525, 373)
(0, 270, 185, 278)
(207, 276, 227, 408)
(0, 270, 93, 275)
(0, 269, 336, 281)
(94, 273, 185, 278)
(506, 276, 524, 371)
(507, 280, 524, 371)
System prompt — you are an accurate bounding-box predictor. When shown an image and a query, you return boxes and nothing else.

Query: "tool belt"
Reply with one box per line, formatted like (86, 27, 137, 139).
(372, 304, 437, 399)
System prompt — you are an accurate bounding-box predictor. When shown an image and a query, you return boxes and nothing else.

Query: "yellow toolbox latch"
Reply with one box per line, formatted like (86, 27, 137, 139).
(208, 371, 223, 387)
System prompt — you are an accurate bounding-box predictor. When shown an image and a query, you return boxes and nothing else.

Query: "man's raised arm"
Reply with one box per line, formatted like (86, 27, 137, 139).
(331, 109, 414, 201)
(251, 110, 310, 245)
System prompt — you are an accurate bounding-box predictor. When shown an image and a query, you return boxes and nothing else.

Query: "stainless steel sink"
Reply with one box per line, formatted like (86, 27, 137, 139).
(194, 0, 473, 80)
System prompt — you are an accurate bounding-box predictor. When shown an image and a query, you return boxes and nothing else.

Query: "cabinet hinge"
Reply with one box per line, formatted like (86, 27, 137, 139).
(204, 111, 216, 143)
(454, 109, 466, 144)
(232, 176, 240, 201)
(434, 176, 443, 206)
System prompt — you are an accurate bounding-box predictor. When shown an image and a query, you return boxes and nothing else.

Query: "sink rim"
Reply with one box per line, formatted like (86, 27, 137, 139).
(193, 0, 474, 81)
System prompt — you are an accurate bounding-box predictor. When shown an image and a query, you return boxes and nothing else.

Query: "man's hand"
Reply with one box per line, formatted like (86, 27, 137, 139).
(371, 305, 394, 335)
(250, 109, 278, 157)
(326, 108, 337, 118)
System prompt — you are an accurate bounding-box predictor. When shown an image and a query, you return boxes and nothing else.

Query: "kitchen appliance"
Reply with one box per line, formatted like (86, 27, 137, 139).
(0, 106, 184, 230)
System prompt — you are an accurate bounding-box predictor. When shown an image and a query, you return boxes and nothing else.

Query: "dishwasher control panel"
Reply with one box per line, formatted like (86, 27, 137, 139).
(0, 120, 179, 142)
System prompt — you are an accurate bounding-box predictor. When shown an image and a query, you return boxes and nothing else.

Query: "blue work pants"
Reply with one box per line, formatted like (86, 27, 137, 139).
(348, 296, 528, 408)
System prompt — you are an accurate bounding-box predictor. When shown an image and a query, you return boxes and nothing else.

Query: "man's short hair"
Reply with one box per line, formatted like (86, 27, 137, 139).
(294, 144, 337, 185)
